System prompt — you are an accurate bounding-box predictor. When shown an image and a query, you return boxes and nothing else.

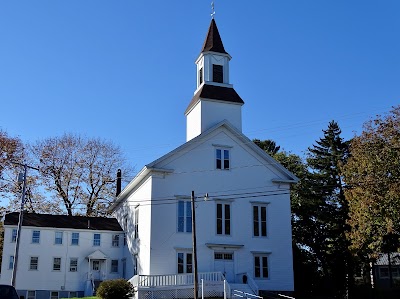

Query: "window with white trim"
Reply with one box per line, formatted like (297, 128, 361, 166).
(53, 257, 61, 271)
(93, 233, 101, 246)
(216, 149, 230, 170)
(177, 252, 193, 274)
(27, 290, 36, 299)
(216, 203, 231, 235)
(254, 255, 269, 279)
(253, 205, 267, 237)
(11, 229, 17, 243)
(177, 200, 192, 233)
(55, 231, 63, 245)
(9, 255, 14, 270)
(69, 258, 78, 272)
(32, 230, 40, 243)
(50, 291, 59, 299)
(71, 232, 79, 245)
(30, 256, 38, 270)
(134, 208, 139, 239)
(111, 259, 119, 273)
(213, 64, 223, 83)
(112, 234, 120, 247)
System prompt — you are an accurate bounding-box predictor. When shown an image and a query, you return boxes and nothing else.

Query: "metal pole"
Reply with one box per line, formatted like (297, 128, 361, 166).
(11, 164, 27, 287)
(191, 190, 199, 299)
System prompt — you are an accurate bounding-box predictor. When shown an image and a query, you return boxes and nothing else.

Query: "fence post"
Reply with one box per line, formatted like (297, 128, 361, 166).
(202, 279, 204, 299)
(224, 280, 227, 299)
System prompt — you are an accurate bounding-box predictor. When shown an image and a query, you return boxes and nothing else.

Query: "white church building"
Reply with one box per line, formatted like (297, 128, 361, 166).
(111, 18, 298, 298)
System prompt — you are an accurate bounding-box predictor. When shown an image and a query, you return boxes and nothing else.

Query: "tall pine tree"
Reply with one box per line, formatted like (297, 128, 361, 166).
(307, 120, 351, 298)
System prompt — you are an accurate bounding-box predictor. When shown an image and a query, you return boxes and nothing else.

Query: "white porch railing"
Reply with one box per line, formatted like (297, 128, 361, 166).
(131, 271, 224, 288)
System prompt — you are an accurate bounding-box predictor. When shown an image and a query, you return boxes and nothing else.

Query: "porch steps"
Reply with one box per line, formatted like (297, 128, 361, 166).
(231, 283, 256, 297)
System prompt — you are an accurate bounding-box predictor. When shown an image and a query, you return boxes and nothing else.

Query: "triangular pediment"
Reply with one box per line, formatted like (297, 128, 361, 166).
(87, 250, 108, 260)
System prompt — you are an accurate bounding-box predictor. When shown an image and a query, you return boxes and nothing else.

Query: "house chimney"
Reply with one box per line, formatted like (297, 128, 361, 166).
(116, 169, 122, 197)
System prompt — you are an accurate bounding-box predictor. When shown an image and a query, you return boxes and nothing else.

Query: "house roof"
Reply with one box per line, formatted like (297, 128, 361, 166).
(4, 212, 123, 231)
(185, 84, 244, 115)
(87, 249, 108, 260)
(111, 120, 299, 210)
(200, 19, 229, 55)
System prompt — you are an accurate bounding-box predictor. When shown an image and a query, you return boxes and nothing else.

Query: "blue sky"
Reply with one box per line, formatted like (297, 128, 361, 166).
(1, 0, 399, 175)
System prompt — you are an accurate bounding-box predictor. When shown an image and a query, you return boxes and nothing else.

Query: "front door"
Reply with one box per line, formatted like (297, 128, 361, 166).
(92, 260, 101, 280)
(214, 252, 235, 282)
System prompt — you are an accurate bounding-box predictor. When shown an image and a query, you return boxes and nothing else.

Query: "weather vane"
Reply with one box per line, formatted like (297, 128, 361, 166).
(211, 1, 215, 19)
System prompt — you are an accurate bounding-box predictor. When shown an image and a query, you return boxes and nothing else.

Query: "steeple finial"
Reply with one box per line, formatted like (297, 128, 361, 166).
(211, 1, 215, 19)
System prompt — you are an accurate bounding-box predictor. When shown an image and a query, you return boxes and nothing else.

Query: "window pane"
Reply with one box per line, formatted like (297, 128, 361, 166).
(178, 201, 184, 232)
(30, 257, 38, 270)
(225, 204, 231, 235)
(9, 256, 14, 269)
(93, 234, 101, 246)
(199, 68, 203, 85)
(111, 260, 118, 272)
(213, 64, 223, 83)
(55, 232, 63, 245)
(254, 256, 260, 277)
(253, 206, 259, 236)
(186, 253, 193, 273)
(53, 258, 61, 271)
(262, 256, 269, 278)
(186, 201, 192, 233)
(71, 233, 79, 245)
(112, 235, 120, 247)
(216, 149, 222, 169)
(70, 258, 78, 272)
(12, 229, 17, 242)
(261, 207, 267, 236)
(32, 231, 40, 243)
(224, 159, 230, 169)
(178, 253, 184, 273)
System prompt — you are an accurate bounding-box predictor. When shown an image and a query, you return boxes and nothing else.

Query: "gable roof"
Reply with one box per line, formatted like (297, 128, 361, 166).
(4, 212, 123, 231)
(185, 84, 244, 115)
(200, 19, 229, 55)
(111, 120, 298, 210)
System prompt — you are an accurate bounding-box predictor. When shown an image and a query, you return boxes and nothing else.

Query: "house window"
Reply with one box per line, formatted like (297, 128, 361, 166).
(177, 252, 193, 274)
(199, 67, 203, 85)
(214, 252, 233, 260)
(9, 255, 14, 270)
(55, 231, 63, 245)
(123, 234, 127, 246)
(379, 266, 400, 278)
(11, 229, 17, 242)
(69, 258, 78, 272)
(27, 291, 36, 299)
(134, 208, 139, 239)
(254, 255, 269, 279)
(32, 230, 40, 243)
(217, 203, 231, 235)
(69, 292, 77, 298)
(53, 257, 61, 271)
(93, 233, 101, 246)
(30, 256, 38, 270)
(112, 234, 120, 247)
(50, 291, 59, 299)
(177, 200, 192, 233)
(213, 64, 223, 83)
(111, 260, 119, 273)
(133, 255, 138, 276)
(216, 149, 230, 170)
(71, 232, 79, 245)
(253, 205, 267, 237)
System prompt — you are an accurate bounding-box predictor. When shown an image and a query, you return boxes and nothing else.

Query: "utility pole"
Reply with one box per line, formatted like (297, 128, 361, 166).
(11, 162, 39, 287)
(191, 190, 199, 299)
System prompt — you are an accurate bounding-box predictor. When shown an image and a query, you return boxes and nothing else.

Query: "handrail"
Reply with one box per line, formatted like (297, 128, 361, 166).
(246, 275, 259, 295)
(232, 289, 262, 299)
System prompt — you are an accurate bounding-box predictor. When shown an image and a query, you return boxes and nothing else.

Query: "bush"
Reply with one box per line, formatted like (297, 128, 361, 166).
(96, 279, 133, 299)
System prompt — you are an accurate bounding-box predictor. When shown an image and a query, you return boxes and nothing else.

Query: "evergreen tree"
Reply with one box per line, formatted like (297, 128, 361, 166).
(307, 120, 351, 298)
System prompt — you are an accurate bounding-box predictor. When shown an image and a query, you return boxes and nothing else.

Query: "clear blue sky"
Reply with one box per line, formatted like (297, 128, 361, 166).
(1, 0, 399, 175)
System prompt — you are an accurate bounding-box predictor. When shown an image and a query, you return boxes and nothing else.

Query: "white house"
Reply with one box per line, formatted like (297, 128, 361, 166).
(0, 212, 134, 299)
(111, 18, 298, 298)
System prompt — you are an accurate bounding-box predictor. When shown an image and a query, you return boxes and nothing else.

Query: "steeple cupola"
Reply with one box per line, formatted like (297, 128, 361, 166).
(185, 19, 244, 142)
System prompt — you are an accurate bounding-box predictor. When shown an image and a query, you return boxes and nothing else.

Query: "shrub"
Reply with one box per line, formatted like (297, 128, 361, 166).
(96, 279, 133, 299)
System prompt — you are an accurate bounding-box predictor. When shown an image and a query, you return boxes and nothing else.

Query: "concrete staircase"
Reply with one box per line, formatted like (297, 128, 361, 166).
(231, 283, 257, 297)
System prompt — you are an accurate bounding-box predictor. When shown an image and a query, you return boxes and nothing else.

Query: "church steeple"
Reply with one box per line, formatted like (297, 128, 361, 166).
(185, 18, 244, 142)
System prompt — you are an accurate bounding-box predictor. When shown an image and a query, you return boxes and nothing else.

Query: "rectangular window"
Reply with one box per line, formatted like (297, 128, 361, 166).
(70, 258, 78, 272)
(199, 67, 203, 85)
(30, 256, 38, 270)
(254, 255, 269, 279)
(134, 208, 139, 239)
(93, 233, 101, 246)
(27, 291, 36, 299)
(216, 203, 231, 235)
(11, 229, 17, 242)
(50, 291, 59, 299)
(32, 230, 40, 243)
(9, 255, 14, 270)
(71, 232, 79, 245)
(112, 234, 120, 247)
(123, 234, 127, 246)
(93, 260, 100, 271)
(177, 252, 193, 274)
(69, 292, 77, 298)
(253, 205, 267, 237)
(111, 259, 119, 273)
(216, 149, 230, 170)
(55, 231, 63, 245)
(53, 257, 61, 271)
(177, 200, 192, 233)
(213, 64, 223, 83)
